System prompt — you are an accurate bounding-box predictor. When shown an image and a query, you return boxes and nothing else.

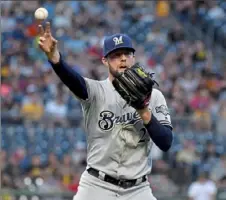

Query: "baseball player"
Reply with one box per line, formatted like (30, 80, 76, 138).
(38, 22, 173, 200)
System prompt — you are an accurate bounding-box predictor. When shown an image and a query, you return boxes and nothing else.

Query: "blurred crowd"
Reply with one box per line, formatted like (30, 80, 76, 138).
(174, 0, 226, 48)
(1, 0, 226, 198)
(1, 150, 85, 193)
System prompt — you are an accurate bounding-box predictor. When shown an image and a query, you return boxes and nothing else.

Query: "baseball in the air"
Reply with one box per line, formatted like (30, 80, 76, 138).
(34, 8, 48, 20)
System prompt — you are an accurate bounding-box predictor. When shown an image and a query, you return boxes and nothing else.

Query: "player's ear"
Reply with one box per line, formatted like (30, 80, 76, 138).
(132, 54, 135, 64)
(102, 57, 108, 67)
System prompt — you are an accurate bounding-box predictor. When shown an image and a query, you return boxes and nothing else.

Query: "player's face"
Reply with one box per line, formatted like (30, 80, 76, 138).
(102, 49, 135, 77)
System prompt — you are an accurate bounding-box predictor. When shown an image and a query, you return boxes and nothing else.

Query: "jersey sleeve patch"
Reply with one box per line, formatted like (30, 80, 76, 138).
(155, 105, 169, 116)
(150, 89, 173, 129)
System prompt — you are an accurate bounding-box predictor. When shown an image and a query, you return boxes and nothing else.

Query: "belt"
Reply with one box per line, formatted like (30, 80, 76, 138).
(87, 168, 147, 189)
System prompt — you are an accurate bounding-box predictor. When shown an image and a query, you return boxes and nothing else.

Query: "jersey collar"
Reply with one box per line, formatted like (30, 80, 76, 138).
(106, 78, 115, 91)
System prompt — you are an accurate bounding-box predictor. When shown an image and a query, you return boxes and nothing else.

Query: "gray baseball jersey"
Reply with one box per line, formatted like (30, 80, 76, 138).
(79, 78, 172, 180)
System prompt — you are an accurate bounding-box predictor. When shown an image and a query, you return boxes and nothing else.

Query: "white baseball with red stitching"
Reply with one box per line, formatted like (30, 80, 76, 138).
(34, 7, 48, 20)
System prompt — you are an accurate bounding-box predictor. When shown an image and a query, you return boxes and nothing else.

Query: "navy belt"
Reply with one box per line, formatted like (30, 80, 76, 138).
(87, 167, 146, 189)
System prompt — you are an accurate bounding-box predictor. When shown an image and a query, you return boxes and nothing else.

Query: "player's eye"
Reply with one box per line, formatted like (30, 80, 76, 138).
(109, 53, 121, 59)
(118, 52, 132, 57)
(109, 51, 133, 59)
(124, 52, 133, 56)
(115, 53, 122, 57)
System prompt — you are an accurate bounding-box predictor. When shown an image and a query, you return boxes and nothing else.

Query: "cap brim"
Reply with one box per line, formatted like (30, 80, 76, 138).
(104, 46, 135, 57)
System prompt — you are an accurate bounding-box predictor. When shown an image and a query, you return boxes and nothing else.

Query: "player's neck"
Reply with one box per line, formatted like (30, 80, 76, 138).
(108, 74, 114, 82)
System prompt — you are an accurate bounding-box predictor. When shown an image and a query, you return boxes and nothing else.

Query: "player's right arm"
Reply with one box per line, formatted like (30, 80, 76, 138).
(38, 22, 89, 101)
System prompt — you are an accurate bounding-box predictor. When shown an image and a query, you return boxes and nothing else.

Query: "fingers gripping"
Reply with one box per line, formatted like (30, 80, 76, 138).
(45, 22, 51, 35)
(38, 22, 51, 36)
(38, 24, 44, 37)
(44, 22, 57, 45)
(38, 23, 46, 48)
(37, 21, 57, 53)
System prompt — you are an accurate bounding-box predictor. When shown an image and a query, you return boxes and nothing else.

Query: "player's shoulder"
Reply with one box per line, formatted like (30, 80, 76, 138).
(80, 78, 107, 104)
(84, 77, 108, 86)
(85, 77, 107, 82)
(151, 88, 166, 99)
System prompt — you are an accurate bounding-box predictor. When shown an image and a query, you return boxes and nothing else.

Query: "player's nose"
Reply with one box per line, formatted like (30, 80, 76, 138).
(120, 53, 127, 61)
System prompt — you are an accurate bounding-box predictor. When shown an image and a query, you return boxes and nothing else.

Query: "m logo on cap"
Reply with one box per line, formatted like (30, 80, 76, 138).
(113, 36, 123, 46)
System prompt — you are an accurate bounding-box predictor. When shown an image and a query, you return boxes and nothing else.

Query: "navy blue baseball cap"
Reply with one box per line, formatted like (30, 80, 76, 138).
(103, 33, 135, 57)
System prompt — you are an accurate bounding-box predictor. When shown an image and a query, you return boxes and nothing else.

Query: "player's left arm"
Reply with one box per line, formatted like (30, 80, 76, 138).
(137, 90, 173, 152)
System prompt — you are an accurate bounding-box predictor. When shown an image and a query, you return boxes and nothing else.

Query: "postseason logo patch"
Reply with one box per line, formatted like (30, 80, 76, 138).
(155, 105, 169, 116)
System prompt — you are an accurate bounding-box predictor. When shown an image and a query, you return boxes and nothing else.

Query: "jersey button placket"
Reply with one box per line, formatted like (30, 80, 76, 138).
(117, 128, 126, 179)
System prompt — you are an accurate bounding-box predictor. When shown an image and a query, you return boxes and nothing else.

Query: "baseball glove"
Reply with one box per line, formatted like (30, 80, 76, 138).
(112, 63, 158, 110)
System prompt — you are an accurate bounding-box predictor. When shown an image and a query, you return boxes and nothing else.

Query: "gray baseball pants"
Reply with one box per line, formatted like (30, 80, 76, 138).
(73, 170, 157, 200)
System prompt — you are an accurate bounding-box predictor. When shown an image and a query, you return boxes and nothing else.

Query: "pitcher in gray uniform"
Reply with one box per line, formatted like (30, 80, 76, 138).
(38, 22, 173, 200)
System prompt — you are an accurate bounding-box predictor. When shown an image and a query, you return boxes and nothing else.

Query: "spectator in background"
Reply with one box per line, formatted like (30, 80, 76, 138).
(192, 40, 210, 71)
(59, 154, 75, 188)
(21, 85, 44, 122)
(188, 171, 217, 200)
(207, 0, 225, 20)
(26, 154, 44, 180)
(210, 154, 226, 187)
(45, 152, 60, 177)
(156, 0, 170, 18)
(1, 173, 15, 189)
(3, 154, 22, 189)
(178, 71, 199, 95)
(14, 147, 29, 173)
(0, 78, 12, 99)
(0, 150, 7, 169)
(167, 23, 185, 44)
(1, 92, 21, 122)
(190, 88, 212, 131)
(37, 168, 63, 196)
(189, 88, 210, 109)
(45, 93, 68, 127)
(176, 140, 198, 165)
(71, 141, 87, 168)
(0, 150, 10, 188)
(200, 141, 219, 175)
(216, 100, 226, 135)
(174, 0, 194, 21)
(192, 41, 207, 62)
(173, 140, 198, 192)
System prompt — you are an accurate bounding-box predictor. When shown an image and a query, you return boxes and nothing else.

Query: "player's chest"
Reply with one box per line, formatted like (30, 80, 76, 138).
(96, 92, 149, 144)
(97, 91, 140, 131)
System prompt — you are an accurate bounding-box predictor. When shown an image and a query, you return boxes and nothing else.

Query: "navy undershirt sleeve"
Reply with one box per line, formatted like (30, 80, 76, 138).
(48, 54, 88, 100)
(144, 114, 173, 152)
